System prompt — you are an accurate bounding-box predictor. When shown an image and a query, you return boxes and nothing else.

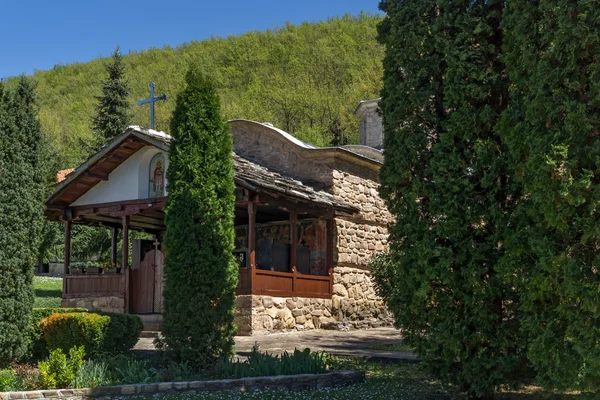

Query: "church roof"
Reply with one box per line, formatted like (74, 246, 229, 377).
(56, 168, 75, 183)
(46, 125, 357, 219)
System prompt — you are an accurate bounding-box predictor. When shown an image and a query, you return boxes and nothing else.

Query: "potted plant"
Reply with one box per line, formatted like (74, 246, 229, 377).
(101, 261, 117, 274)
(86, 261, 102, 274)
(69, 261, 87, 275)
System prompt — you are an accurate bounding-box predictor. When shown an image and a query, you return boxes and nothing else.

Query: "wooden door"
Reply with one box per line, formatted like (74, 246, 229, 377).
(152, 250, 165, 313)
(131, 249, 164, 314)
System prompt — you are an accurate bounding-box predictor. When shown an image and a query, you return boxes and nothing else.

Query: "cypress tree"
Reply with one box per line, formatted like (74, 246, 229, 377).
(375, 1, 522, 397)
(91, 46, 131, 147)
(162, 64, 237, 368)
(501, 1, 600, 390)
(0, 77, 48, 365)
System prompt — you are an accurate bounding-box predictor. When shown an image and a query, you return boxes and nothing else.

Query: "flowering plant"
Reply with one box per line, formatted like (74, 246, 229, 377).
(100, 261, 117, 270)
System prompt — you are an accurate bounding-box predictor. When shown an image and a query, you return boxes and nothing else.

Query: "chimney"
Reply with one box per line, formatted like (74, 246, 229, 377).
(355, 99, 383, 150)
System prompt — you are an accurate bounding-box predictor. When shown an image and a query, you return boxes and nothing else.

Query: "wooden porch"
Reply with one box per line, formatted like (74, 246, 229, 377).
(61, 189, 335, 313)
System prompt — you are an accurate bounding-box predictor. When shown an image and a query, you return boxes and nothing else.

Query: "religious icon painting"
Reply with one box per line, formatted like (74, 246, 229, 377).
(149, 153, 165, 198)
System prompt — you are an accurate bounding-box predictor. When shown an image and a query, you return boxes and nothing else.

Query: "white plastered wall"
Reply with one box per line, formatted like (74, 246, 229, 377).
(71, 146, 169, 206)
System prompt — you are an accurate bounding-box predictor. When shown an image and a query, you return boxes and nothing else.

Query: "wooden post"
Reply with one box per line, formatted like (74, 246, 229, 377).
(63, 220, 72, 298)
(111, 227, 118, 269)
(248, 198, 256, 294)
(326, 218, 334, 295)
(290, 211, 297, 293)
(122, 216, 130, 313)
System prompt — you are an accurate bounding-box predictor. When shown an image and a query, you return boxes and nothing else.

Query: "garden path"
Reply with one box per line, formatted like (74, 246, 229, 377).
(134, 327, 418, 362)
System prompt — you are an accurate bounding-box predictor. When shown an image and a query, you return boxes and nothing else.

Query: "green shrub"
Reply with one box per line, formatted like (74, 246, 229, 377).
(217, 347, 333, 379)
(39, 346, 85, 389)
(114, 359, 155, 384)
(163, 63, 238, 369)
(98, 312, 143, 354)
(8, 363, 41, 391)
(29, 308, 87, 360)
(0, 77, 48, 367)
(73, 360, 113, 388)
(40, 313, 109, 357)
(0, 369, 17, 391)
(39, 312, 142, 357)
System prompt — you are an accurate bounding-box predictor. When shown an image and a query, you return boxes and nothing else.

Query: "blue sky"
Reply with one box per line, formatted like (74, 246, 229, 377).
(1, 0, 381, 80)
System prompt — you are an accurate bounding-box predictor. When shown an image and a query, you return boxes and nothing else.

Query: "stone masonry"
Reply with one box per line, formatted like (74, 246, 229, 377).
(235, 295, 338, 335)
(228, 119, 393, 335)
(356, 99, 384, 150)
(62, 296, 124, 314)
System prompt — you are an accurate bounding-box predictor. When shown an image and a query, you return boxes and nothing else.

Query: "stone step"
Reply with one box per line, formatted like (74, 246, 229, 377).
(136, 314, 163, 323)
(140, 331, 161, 339)
(134, 314, 163, 332)
(142, 323, 162, 332)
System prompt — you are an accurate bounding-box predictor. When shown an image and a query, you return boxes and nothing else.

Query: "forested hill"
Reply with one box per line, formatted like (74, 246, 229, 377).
(18, 13, 383, 169)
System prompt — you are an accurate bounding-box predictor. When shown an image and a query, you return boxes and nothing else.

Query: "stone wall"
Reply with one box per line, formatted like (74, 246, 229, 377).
(230, 118, 393, 335)
(234, 295, 338, 335)
(356, 99, 384, 150)
(332, 266, 393, 329)
(334, 219, 388, 268)
(234, 288, 391, 335)
(231, 120, 333, 187)
(62, 296, 124, 313)
(332, 169, 391, 225)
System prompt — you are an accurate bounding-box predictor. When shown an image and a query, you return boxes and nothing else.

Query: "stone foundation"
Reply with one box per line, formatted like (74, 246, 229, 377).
(62, 296, 124, 313)
(332, 266, 393, 329)
(234, 286, 391, 335)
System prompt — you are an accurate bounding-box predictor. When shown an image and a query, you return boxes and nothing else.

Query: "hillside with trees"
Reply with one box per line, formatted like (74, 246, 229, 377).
(11, 13, 382, 169)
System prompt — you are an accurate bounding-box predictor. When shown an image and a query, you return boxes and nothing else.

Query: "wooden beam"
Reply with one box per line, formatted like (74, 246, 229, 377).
(122, 215, 130, 313)
(109, 202, 165, 217)
(130, 215, 165, 226)
(84, 215, 165, 231)
(111, 227, 118, 268)
(63, 220, 72, 298)
(290, 211, 297, 292)
(326, 218, 334, 295)
(248, 196, 256, 291)
(86, 171, 109, 181)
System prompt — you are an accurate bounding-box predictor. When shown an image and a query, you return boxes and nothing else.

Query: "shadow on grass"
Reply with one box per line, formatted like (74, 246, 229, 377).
(35, 289, 62, 298)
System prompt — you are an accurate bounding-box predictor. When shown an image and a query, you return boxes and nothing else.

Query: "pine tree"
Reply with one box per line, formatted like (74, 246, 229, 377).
(162, 64, 237, 368)
(501, 1, 600, 390)
(0, 77, 48, 365)
(374, 1, 523, 397)
(91, 46, 131, 146)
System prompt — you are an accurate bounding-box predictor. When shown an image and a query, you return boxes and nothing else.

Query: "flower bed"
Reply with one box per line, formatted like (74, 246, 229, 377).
(0, 370, 364, 399)
(1, 346, 354, 396)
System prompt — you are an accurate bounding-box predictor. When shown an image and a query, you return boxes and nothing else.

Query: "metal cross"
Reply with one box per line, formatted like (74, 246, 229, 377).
(137, 82, 168, 129)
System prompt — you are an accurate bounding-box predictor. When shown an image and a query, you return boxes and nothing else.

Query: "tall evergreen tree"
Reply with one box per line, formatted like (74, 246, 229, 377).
(501, 1, 600, 390)
(162, 64, 237, 368)
(91, 46, 131, 147)
(374, 1, 522, 397)
(0, 77, 48, 365)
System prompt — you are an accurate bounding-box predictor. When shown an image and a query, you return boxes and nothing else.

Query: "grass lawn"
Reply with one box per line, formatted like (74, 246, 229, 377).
(33, 276, 63, 308)
(367, 342, 414, 353)
(117, 358, 596, 400)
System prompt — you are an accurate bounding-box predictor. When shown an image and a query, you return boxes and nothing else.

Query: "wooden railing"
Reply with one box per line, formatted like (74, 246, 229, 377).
(64, 274, 124, 299)
(236, 267, 332, 299)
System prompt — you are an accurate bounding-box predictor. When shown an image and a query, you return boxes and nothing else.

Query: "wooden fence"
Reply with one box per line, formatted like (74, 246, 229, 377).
(236, 267, 332, 299)
(64, 274, 123, 299)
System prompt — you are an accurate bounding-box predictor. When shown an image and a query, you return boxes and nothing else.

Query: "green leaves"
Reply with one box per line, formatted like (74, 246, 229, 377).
(379, 0, 600, 395)
(0, 76, 47, 366)
(163, 64, 237, 369)
(502, 0, 600, 390)
(90, 46, 131, 149)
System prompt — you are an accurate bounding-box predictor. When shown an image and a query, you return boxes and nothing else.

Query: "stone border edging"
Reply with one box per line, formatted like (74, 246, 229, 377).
(0, 370, 364, 399)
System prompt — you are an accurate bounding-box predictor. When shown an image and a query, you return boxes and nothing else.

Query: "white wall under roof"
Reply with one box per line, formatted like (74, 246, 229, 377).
(71, 146, 169, 206)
